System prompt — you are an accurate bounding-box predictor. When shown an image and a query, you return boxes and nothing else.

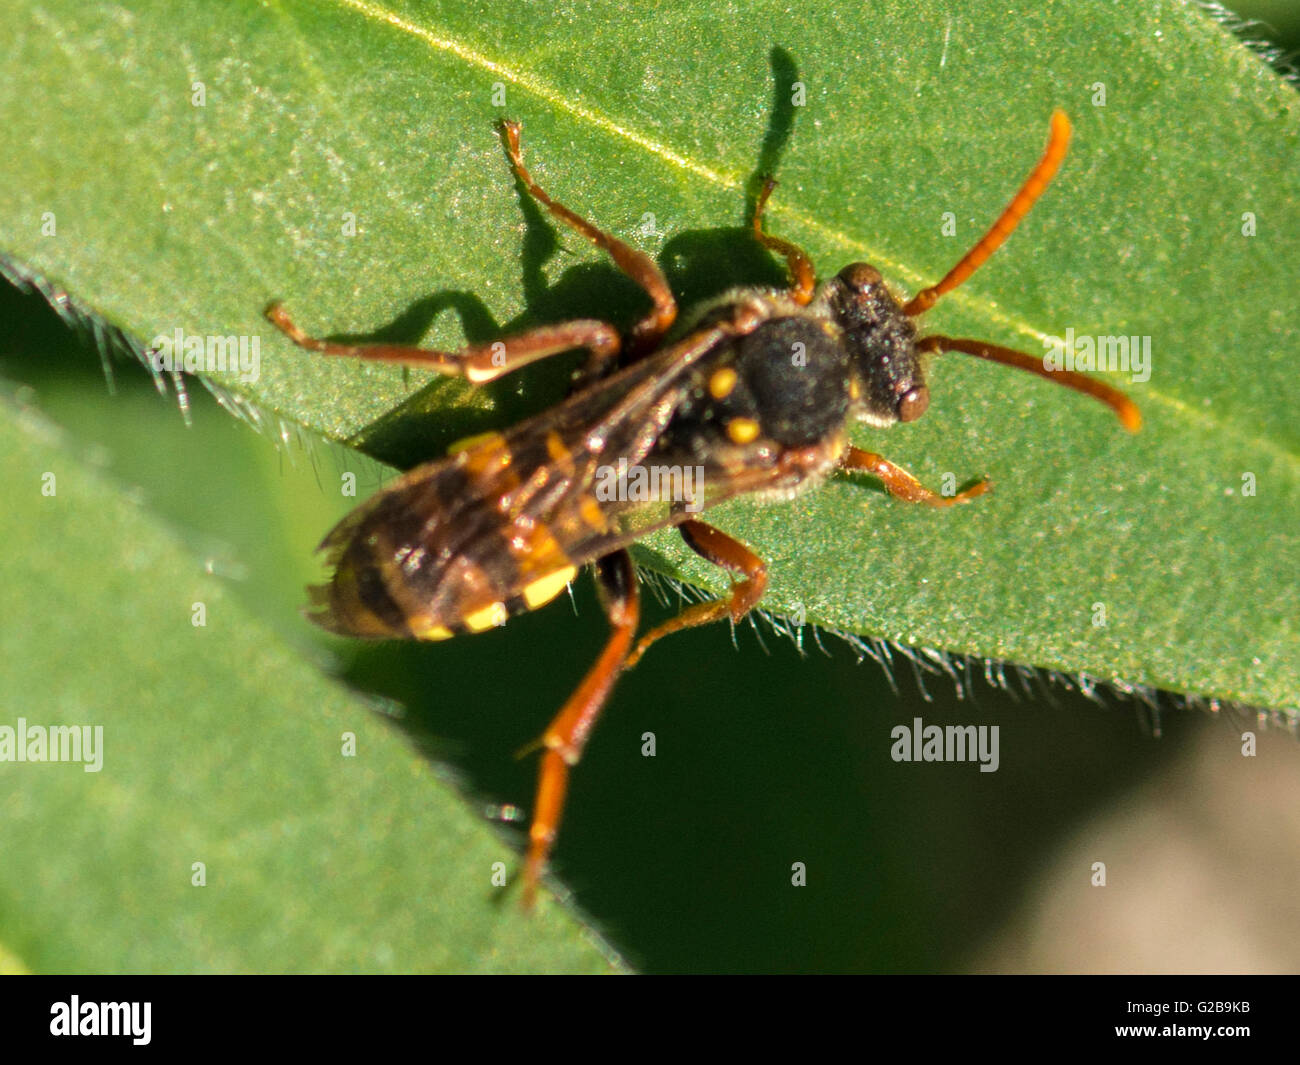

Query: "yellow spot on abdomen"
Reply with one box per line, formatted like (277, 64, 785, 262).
(463, 601, 509, 632)
(409, 616, 455, 641)
(579, 496, 607, 531)
(726, 417, 760, 445)
(546, 431, 571, 464)
(453, 431, 512, 478)
(522, 565, 578, 609)
(447, 430, 503, 456)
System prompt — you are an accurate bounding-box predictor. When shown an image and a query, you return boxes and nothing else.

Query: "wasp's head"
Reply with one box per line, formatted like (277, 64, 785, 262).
(827, 263, 929, 429)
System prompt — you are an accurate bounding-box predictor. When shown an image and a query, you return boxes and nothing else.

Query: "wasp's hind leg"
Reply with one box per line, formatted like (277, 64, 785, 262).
(264, 302, 620, 386)
(751, 177, 816, 306)
(498, 119, 677, 353)
(522, 550, 640, 907)
(624, 520, 768, 670)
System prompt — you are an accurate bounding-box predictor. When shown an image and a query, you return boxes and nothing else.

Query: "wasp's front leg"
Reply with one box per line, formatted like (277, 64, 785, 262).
(750, 177, 816, 306)
(841, 446, 990, 506)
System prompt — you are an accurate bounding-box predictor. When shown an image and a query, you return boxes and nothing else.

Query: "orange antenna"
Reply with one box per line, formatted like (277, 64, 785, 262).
(918, 334, 1142, 432)
(903, 110, 1072, 317)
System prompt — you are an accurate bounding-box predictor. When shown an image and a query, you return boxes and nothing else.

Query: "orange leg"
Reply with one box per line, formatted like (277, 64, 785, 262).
(523, 550, 639, 907)
(624, 520, 768, 670)
(751, 177, 816, 306)
(498, 119, 677, 351)
(841, 447, 990, 506)
(264, 302, 619, 385)
(903, 110, 1072, 317)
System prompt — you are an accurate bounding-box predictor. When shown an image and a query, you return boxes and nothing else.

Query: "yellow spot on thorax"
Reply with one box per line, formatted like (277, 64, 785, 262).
(726, 417, 760, 445)
(708, 366, 737, 400)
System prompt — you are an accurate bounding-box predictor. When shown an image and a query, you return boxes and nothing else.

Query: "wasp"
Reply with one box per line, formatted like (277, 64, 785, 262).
(266, 111, 1139, 905)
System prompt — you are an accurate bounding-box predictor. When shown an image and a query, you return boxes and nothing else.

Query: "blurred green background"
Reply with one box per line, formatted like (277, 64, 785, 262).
(1, 3, 1297, 973)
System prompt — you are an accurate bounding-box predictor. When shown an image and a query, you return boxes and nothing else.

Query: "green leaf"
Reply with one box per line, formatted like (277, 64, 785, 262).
(0, 2, 1294, 713)
(0, 393, 621, 973)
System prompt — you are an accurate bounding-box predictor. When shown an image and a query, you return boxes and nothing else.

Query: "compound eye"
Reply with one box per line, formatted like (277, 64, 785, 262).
(837, 262, 883, 291)
(898, 386, 930, 423)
